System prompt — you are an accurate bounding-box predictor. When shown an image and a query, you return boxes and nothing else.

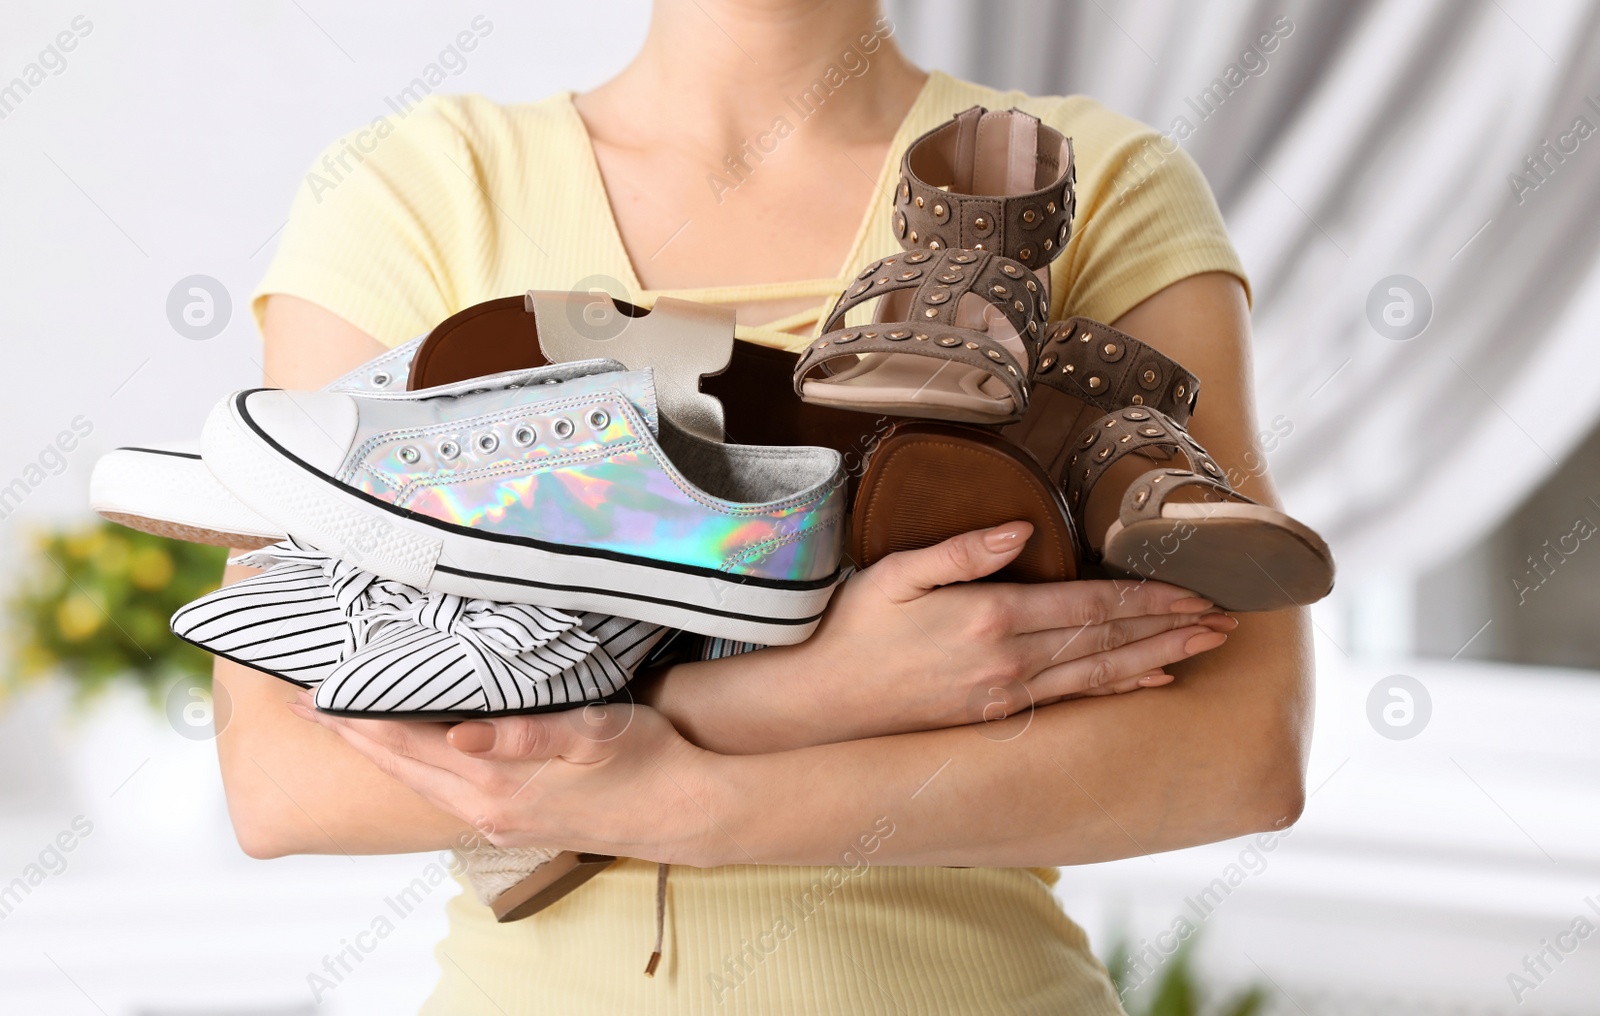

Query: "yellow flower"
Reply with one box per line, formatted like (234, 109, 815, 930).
(55, 594, 104, 642)
(129, 546, 175, 590)
(93, 534, 131, 576)
(64, 527, 107, 562)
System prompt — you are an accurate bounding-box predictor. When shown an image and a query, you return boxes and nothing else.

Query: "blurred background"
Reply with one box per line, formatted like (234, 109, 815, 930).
(1, 1, 1597, 1012)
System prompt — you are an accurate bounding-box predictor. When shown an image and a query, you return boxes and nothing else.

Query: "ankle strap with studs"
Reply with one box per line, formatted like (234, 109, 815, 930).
(893, 106, 1076, 272)
(1033, 318, 1201, 425)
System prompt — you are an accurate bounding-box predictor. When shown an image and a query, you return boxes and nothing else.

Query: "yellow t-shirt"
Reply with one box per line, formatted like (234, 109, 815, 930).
(254, 70, 1246, 1015)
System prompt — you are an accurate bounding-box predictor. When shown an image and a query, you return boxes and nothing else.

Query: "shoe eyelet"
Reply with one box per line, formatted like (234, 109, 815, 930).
(370, 371, 392, 388)
(437, 440, 460, 461)
(587, 409, 611, 430)
(474, 432, 499, 454)
(397, 445, 420, 464)
(512, 424, 536, 446)
(551, 417, 575, 440)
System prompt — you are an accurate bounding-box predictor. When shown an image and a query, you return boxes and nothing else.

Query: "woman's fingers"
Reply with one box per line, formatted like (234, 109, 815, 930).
(999, 577, 1214, 635)
(1024, 625, 1228, 702)
(1019, 611, 1236, 669)
(863, 522, 1033, 603)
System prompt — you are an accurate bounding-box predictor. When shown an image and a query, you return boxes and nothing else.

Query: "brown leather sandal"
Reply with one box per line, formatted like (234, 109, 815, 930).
(842, 310, 1186, 583)
(1040, 319, 1335, 610)
(794, 106, 1075, 424)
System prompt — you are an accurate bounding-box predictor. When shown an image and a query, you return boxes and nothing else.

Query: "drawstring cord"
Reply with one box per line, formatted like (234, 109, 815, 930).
(645, 863, 669, 976)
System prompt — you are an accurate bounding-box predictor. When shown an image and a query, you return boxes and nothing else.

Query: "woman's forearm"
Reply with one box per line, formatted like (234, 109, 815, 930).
(697, 609, 1312, 868)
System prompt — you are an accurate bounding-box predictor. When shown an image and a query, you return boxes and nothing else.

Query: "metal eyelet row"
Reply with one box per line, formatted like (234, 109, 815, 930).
(394, 405, 617, 465)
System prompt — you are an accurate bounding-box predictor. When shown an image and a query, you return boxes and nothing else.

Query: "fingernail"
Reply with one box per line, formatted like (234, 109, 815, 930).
(286, 701, 315, 720)
(1171, 596, 1214, 613)
(1138, 672, 1172, 686)
(1201, 613, 1240, 631)
(1184, 631, 1228, 655)
(448, 721, 497, 753)
(983, 522, 1032, 551)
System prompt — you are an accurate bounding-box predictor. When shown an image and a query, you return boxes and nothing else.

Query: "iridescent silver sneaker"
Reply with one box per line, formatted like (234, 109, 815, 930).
(201, 359, 846, 644)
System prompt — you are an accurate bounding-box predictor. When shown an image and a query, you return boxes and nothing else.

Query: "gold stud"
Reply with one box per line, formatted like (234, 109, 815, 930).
(966, 341, 980, 350)
(933, 202, 946, 216)
(915, 195, 925, 208)
(1007, 364, 1018, 375)
(1175, 384, 1187, 399)
(986, 349, 1004, 361)
(1131, 394, 1144, 405)
(1044, 238, 1054, 251)
(923, 308, 939, 318)
(1014, 300, 1026, 313)
(974, 242, 986, 250)
(1080, 332, 1093, 343)
(910, 231, 919, 243)
(1022, 209, 1037, 223)
(899, 182, 909, 202)
(1047, 200, 1057, 213)
(1025, 280, 1037, 292)
(1134, 488, 1149, 506)
(1063, 363, 1076, 374)
(928, 239, 942, 249)
(1019, 247, 1033, 260)
(1142, 369, 1157, 384)
(1080, 431, 1097, 448)
(914, 332, 930, 341)
(1001, 264, 1022, 277)
(1103, 343, 1118, 356)
(1126, 410, 1149, 421)
(991, 284, 1009, 297)
(937, 335, 960, 347)
(1040, 354, 1057, 370)
(974, 216, 989, 230)
(1088, 376, 1103, 389)
(1027, 320, 1038, 334)
(1139, 425, 1162, 437)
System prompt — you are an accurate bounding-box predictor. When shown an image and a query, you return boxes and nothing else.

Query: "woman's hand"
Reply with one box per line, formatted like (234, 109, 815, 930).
(652, 522, 1236, 753)
(289, 693, 727, 864)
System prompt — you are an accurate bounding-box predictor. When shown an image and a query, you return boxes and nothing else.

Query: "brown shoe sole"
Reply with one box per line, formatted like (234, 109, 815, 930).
(851, 422, 1079, 583)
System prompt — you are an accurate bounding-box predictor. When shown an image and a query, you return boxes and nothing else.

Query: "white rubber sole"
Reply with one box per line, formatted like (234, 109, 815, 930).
(90, 444, 283, 549)
(202, 395, 840, 645)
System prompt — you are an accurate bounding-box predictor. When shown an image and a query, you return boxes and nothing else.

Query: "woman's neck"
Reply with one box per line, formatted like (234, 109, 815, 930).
(580, 0, 926, 152)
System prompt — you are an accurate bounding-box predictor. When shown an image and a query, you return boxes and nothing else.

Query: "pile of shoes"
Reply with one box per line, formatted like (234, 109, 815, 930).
(91, 103, 1335, 925)
(93, 294, 850, 920)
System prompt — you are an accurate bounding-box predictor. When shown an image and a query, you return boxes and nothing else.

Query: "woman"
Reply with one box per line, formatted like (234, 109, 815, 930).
(221, 1, 1311, 1011)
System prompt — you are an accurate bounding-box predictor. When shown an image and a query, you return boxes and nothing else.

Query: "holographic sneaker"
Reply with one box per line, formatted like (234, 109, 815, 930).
(90, 335, 423, 548)
(201, 359, 846, 645)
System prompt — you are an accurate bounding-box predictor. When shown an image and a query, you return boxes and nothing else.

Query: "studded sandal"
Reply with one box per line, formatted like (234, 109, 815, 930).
(793, 106, 1075, 424)
(1045, 319, 1335, 610)
(847, 309, 1190, 582)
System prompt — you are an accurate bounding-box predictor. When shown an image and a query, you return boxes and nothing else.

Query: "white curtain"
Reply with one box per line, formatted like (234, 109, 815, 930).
(889, 0, 1600, 575)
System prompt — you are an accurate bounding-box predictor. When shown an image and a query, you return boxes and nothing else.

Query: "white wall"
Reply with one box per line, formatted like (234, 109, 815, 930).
(0, 0, 650, 524)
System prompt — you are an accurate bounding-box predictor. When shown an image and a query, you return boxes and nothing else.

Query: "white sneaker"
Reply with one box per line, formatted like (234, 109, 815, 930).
(90, 336, 423, 547)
